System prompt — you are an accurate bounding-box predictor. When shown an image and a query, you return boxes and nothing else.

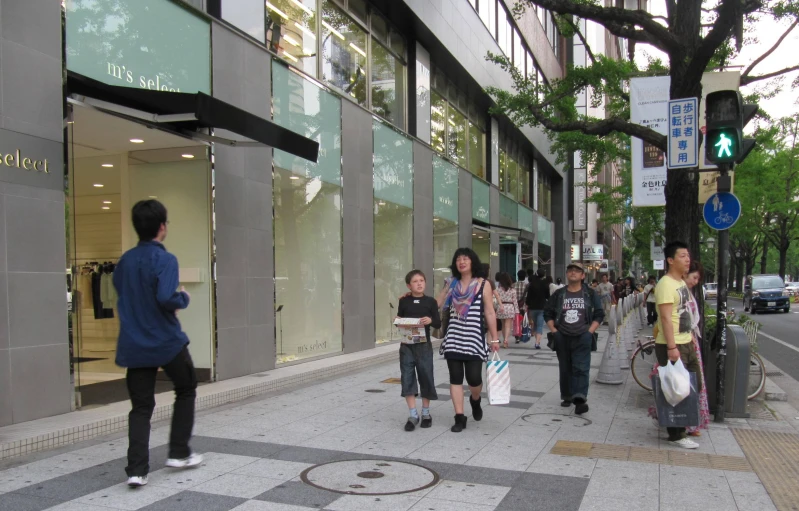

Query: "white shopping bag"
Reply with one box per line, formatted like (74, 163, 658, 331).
(658, 358, 692, 407)
(486, 352, 511, 405)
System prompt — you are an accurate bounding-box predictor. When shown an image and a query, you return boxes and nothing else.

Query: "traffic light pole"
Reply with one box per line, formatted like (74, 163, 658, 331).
(714, 163, 733, 423)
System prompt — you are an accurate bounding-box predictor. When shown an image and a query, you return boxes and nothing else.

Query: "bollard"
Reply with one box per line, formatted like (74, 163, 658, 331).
(597, 304, 624, 384)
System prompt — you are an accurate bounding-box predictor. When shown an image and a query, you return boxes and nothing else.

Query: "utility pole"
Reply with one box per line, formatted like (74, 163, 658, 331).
(714, 164, 732, 423)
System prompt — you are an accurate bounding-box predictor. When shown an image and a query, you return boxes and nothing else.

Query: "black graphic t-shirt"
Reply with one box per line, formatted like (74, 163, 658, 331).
(558, 289, 588, 336)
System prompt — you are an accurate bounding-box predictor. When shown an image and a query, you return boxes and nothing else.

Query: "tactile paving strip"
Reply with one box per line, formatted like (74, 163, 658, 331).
(550, 440, 752, 472)
(732, 428, 799, 510)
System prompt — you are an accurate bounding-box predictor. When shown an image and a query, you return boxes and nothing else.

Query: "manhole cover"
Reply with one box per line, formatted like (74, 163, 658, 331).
(521, 413, 592, 427)
(364, 389, 385, 393)
(300, 459, 439, 496)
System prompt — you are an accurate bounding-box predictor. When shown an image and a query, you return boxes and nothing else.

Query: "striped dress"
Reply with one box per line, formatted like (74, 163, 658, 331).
(442, 288, 489, 361)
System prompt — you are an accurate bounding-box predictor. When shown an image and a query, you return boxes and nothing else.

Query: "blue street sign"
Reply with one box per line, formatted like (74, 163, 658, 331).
(703, 192, 741, 231)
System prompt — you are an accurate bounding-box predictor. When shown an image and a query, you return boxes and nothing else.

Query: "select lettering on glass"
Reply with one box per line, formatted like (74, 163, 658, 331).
(107, 62, 182, 92)
(0, 150, 49, 173)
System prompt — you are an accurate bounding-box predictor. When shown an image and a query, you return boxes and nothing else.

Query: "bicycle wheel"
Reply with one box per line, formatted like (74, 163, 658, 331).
(747, 353, 766, 400)
(630, 342, 658, 392)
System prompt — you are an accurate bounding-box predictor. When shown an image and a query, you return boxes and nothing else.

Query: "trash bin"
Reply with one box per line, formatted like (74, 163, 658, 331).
(705, 324, 750, 418)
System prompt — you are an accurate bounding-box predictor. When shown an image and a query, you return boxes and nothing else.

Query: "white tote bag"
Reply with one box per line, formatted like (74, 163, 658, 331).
(486, 352, 511, 405)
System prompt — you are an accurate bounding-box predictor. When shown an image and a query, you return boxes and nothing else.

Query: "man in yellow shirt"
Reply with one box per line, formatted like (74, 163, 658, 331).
(654, 240, 701, 449)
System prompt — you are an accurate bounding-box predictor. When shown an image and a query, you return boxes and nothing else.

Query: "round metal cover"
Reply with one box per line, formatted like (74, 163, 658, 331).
(521, 413, 592, 427)
(300, 459, 439, 496)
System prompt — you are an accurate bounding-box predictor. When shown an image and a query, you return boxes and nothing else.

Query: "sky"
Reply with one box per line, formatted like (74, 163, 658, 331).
(636, 1, 799, 123)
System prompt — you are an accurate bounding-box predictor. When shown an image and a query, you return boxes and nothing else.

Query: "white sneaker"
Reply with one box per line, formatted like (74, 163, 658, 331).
(165, 452, 203, 468)
(670, 438, 699, 449)
(127, 475, 148, 487)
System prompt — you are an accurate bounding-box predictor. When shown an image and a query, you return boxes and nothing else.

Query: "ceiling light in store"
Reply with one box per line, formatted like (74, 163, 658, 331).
(181, 154, 195, 159)
(289, 176, 300, 180)
(130, 138, 144, 144)
(433, 218, 439, 221)
(294, 22, 316, 39)
(149, 195, 157, 199)
(103, 201, 112, 204)
(378, 201, 386, 206)
(282, 52, 298, 63)
(349, 42, 366, 58)
(283, 34, 300, 47)
(102, 207, 110, 210)
(101, 163, 114, 168)
(472, 233, 477, 236)
(289, 0, 314, 16)
(322, 21, 345, 40)
(266, 1, 289, 19)
(93, 183, 104, 188)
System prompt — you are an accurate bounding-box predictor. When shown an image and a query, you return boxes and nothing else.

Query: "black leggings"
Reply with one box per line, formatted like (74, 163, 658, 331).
(447, 359, 484, 387)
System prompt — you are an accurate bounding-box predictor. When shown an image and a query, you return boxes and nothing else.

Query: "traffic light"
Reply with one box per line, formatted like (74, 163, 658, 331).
(705, 90, 758, 165)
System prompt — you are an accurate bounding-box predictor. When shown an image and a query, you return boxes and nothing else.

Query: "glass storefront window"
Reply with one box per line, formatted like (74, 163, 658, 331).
(374, 121, 414, 344)
(265, 0, 318, 77)
(433, 157, 459, 293)
(273, 64, 343, 363)
(221, 0, 265, 43)
(322, 1, 367, 105)
(498, 149, 507, 193)
(371, 38, 405, 129)
(508, 157, 518, 199)
(472, 177, 490, 223)
(500, 195, 518, 228)
(520, 166, 530, 205)
(431, 91, 447, 154)
(467, 121, 485, 180)
(448, 105, 467, 166)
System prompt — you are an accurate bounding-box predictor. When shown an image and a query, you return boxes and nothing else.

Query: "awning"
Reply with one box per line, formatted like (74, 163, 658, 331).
(66, 72, 319, 163)
(473, 219, 533, 240)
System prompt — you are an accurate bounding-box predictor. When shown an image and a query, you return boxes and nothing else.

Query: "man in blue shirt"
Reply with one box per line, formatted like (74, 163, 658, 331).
(114, 200, 202, 487)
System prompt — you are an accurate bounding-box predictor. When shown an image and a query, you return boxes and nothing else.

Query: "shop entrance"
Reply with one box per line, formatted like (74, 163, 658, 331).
(66, 106, 214, 408)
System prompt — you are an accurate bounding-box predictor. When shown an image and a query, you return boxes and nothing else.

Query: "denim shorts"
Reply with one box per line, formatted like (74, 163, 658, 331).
(399, 342, 438, 400)
(528, 309, 545, 334)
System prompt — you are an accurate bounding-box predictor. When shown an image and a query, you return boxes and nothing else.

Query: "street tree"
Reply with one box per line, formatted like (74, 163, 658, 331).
(486, 0, 799, 259)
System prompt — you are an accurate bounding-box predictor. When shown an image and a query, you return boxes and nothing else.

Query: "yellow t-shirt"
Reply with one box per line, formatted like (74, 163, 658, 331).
(654, 275, 693, 345)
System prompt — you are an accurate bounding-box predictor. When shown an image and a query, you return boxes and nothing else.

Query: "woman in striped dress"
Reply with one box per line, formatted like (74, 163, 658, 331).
(437, 248, 500, 433)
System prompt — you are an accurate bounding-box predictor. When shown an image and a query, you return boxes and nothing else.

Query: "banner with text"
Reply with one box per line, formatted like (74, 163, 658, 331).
(574, 165, 588, 231)
(631, 76, 670, 207)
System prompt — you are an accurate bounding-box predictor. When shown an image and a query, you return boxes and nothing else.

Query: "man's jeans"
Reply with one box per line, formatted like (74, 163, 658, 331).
(646, 302, 658, 326)
(555, 331, 592, 403)
(125, 345, 197, 477)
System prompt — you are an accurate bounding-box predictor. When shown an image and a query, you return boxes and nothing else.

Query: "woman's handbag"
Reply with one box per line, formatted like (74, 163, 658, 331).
(486, 352, 511, 405)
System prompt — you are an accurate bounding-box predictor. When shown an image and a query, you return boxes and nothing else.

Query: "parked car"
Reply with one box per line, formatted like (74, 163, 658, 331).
(703, 283, 718, 300)
(744, 274, 790, 314)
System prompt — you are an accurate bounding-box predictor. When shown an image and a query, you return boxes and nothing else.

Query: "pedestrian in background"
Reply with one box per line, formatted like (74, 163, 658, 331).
(526, 269, 550, 349)
(114, 200, 202, 488)
(643, 276, 658, 326)
(545, 263, 603, 415)
(496, 272, 519, 348)
(514, 270, 528, 344)
(597, 274, 614, 325)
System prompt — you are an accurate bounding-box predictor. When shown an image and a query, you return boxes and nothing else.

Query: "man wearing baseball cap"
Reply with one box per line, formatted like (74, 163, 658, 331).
(544, 262, 604, 414)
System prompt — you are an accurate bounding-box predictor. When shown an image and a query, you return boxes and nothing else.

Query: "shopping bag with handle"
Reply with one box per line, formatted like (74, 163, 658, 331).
(486, 352, 511, 405)
(513, 314, 523, 338)
(520, 315, 532, 343)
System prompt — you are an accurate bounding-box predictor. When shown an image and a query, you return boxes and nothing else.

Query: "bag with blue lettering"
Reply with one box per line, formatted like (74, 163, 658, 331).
(486, 352, 511, 405)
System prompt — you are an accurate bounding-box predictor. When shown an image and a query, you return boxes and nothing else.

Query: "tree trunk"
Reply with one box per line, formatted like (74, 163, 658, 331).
(760, 242, 769, 274)
(779, 243, 788, 280)
(736, 260, 744, 292)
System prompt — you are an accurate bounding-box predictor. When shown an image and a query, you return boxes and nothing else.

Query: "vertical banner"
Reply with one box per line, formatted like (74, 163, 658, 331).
(667, 98, 699, 169)
(574, 166, 587, 230)
(631, 76, 670, 207)
(698, 72, 740, 203)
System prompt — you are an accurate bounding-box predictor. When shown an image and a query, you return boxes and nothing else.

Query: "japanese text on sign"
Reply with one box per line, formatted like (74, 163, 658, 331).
(667, 98, 698, 169)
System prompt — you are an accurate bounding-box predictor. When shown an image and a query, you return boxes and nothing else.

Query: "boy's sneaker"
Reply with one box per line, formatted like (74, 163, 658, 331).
(670, 438, 699, 449)
(166, 452, 203, 469)
(127, 476, 148, 487)
(575, 403, 589, 415)
(420, 415, 432, 428)
(404, 416, 420, 431)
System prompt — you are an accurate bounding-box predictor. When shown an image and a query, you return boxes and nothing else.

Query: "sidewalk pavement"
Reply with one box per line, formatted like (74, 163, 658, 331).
(0, 328, 796, 511)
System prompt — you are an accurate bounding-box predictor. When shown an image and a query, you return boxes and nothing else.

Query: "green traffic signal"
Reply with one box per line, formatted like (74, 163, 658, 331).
(706, 128, 740, 164)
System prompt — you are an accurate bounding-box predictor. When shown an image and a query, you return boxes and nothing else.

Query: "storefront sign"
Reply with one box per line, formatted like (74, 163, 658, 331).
(631, 76, 670, 207)
(654, 260, 665, 270)
(583, 244, 604, 261)
(66, 0, 211, 94)
(570, 244, 579, 261)
(0, 128, 62, 191)
(433, 157, 458, 223)
(599, 259, 609, 272)
(472, 178, 490, 222)
(574, 166, 587, 230)
(0, 149, 49, 173)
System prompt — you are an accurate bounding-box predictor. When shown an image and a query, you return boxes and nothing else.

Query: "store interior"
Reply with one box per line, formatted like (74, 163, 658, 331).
(67, 107, 213, 408)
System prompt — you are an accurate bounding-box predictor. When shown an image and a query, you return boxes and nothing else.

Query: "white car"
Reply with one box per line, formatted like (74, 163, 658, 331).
(786, 282, 799, 296)
(703, 283, 718, 299)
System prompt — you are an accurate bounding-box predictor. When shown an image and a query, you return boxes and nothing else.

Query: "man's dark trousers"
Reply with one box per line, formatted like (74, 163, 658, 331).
(556, 331, 592, 403)
(125, 345, 197, 477)
(646, 302, 658, 325)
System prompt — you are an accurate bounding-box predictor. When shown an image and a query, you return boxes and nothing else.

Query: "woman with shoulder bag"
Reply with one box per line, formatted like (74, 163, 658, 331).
(436, 248, 500, 433)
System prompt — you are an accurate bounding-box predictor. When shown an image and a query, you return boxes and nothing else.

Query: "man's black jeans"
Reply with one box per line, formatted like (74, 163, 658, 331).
(125, 345, 197, 477)
(555, 331, 592, 403)
(646, 302, 658, 326)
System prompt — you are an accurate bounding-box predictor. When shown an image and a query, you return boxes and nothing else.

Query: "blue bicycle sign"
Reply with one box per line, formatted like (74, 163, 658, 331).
(703, 192, 741, 231)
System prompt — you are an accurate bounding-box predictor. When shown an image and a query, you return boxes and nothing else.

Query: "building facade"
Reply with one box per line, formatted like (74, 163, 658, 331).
(0, 0, 570, 426)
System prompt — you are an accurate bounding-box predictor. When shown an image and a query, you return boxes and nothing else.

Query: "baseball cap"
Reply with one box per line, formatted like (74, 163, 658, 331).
(566, 262, 585, 272)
